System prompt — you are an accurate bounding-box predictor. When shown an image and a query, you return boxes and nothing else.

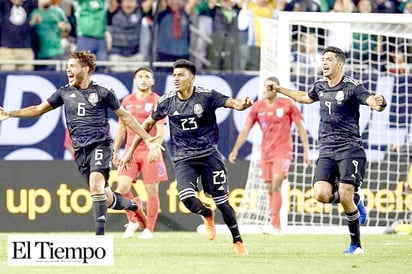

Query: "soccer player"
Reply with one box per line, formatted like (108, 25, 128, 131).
(112, 66, 169, 239)
(0, 50, 162, 236)
(229, 76, 311, 235)
(119, 59, 252, 255)
(270, 46, 387, 254)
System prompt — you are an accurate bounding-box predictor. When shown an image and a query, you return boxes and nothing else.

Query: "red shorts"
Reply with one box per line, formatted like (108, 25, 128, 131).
(118, 150, 168, 184)
(260, 157, 291, 182)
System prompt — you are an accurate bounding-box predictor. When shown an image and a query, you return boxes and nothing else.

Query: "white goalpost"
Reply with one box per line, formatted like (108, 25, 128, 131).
(235, 12, 412, 234)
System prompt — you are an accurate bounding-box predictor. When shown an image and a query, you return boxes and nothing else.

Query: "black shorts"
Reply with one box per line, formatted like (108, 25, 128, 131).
(74, 142, 112, 187)
(174, 151, 229, 197)
(313, 153, 366, 190)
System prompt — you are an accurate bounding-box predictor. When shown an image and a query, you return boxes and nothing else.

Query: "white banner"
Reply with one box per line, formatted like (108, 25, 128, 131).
(8, 235, 113, 266)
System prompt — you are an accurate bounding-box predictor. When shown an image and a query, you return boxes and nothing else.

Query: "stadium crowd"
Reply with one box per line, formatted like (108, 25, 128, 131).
(0, 0, 410, 72)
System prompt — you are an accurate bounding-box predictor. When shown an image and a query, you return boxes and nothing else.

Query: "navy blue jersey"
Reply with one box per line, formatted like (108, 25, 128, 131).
(308, 76, 371, 154)
(152, 86, 229, 161)
(47, 82, 121, 149)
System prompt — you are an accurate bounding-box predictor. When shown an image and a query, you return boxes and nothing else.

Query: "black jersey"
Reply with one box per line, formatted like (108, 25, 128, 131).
(152, 86, 229, 162)
(47, 82, 121, 149)
(308, 76, 371, 154)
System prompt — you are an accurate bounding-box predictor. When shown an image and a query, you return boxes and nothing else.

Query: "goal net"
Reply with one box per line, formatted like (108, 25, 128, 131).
(236, 12, 412, 234)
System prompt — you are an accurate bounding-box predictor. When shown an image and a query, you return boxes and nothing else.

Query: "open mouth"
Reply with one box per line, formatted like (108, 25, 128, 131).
(67, 74, 75, 83)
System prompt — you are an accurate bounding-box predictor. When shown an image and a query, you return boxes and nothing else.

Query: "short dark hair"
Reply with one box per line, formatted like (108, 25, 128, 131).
(322, 46, 346, 63)
(173, 59, 196, 75)
(134, 66, 154, 77)
(266, 76, 280, 85)
(70, 50, 96, 73)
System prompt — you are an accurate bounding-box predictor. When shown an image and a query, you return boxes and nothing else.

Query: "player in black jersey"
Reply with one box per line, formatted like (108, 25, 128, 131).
(270, 46, 386, 254)
(0, 51, 163, 235)
(120, 59, 252, 255)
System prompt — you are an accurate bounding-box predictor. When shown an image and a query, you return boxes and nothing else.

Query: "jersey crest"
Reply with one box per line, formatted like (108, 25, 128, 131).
(88, 93, 98, 106)
(276, 108, 284, 118)
(194, 103, 204, 117)
(144, 102, 153, 112)
(335, 90, 344, 105)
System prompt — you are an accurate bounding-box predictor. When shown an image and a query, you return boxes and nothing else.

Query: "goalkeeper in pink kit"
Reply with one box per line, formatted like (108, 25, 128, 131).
(229, 76, 311, 235)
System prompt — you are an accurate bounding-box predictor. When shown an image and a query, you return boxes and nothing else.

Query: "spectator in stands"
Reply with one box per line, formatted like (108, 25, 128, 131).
(68, 0, 108, 71)
(326, 0, 355, 56)
(352, 0, 383, 70)
(192, 0, 212, 72)
(106, 0, 154, 72)
(373, 0, 400, 13)
(284, 0, 320, 12)
(291, 32, 322, 77)
(243, 0, 278, 70)
(400, 0, 412, 13)
(207, 0, 241, 71)
(155, 0, 198, 69)
(399, 1, 412, 63)
(319, 0, 335, 11)
(30, 0, 71, 71)
(58, 0, 77, 57)
(236, 0, 249, 71)
(388, 47, 407, 74)
(0, 0, 37, 71)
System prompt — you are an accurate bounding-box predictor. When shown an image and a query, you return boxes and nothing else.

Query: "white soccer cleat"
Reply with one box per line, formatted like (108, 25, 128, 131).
(262, 225, 281, 236)
(138, 228, 153, 239)
(121, 222, 140, 239)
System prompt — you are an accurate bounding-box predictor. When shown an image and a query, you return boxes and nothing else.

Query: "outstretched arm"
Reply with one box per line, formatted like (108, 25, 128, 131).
(366, 94, 386, 112)
(115, 107, 163, 164)
(117, 115, 158, 171)
(0, 101, 53, 120)
(225, 97, 253, 111)
(269, 80, 314, 104)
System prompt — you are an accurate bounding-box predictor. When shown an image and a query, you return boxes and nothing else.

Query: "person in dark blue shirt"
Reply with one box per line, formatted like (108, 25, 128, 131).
(120, 59, 252, 255)
(0, 50, 162, 235)
(271, 46, 386, 255)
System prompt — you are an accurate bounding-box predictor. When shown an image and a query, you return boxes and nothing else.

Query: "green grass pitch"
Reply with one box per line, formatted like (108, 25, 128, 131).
(1, 232, 411, 274)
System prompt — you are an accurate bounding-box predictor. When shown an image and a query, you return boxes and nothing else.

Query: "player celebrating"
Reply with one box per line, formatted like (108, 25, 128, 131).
(270, 46, 386, 254)
(119, 59, 252, 255)
(229, 76, 311, 235)
(0, 51, 162, 235)
(113, 66, 168, 239)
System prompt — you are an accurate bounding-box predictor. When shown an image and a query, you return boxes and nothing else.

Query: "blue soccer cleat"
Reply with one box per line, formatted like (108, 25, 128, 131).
(357, 188, 367, 225)
(343, 244, 364, 255)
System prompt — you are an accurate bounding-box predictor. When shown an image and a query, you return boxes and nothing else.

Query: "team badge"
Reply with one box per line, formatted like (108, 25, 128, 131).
(88, 93, 98, 106)
(144, 103, 153, 112)
(335, 90, 344, 105)
(194, 104, 204, 117)
(276, 108, 284, 118)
